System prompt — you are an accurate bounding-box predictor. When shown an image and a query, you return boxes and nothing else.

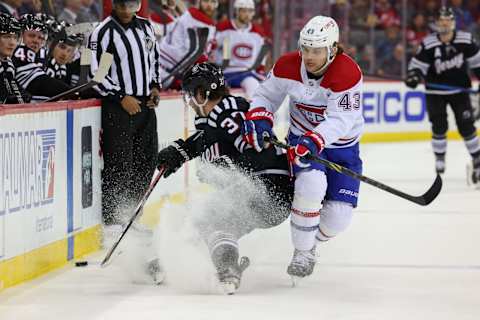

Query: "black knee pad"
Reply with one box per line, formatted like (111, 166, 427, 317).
(457, 109, 476, 137)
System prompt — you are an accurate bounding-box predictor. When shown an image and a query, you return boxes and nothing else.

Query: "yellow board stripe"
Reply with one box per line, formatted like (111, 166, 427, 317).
(0, 225, 101, 292)
(361, 129, 480, 143)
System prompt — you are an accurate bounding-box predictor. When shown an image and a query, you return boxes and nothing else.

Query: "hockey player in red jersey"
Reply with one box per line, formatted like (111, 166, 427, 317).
(158, 0, 217, 88)
(215, 0, 266, 99)
(242, 16, 364, 283)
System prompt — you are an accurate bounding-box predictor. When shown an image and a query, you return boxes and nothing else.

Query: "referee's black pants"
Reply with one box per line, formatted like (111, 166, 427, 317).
(101, 97, 158, 225)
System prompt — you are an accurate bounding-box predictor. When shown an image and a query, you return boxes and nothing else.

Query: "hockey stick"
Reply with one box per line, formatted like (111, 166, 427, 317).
(266, 137, 443, 206)
(224, 43, 270, 80)
(78, 47, 92, 85)
(101, 167, 166, 267)
(161, 27, 209, 87)
(44, 52, 113, 102)
(221, 36, 231, 69)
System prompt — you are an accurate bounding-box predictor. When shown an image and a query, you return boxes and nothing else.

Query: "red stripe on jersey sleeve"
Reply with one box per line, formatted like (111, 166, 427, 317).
(216, 19, 234, 31)
(320, 53, 362, 92)
(188, 7, 215, 26)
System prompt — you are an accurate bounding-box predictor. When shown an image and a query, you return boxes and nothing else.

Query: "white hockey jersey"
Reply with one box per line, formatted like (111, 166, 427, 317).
(158, 7, 216, 77)
(252, 52, 364, 148)
(215, 20, 265, 73)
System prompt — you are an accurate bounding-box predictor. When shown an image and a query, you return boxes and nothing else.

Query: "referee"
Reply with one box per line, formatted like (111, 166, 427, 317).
(88, 0, 162, 225)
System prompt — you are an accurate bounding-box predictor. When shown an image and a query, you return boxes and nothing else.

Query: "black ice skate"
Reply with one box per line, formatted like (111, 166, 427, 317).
(217, 256, 250, 295)
(287, 247, 316, 286)
(435, 154, 446, 174)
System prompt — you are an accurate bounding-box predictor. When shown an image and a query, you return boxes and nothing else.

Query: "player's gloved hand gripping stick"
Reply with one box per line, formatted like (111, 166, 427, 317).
(265, 136, 443, 206)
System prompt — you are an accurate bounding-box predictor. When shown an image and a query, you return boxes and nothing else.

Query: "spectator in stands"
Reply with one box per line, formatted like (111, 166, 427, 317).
(348, 0, 377, 48)
(374, 0, 400, 30)
(451, 0, 473, 31)
(357, 44, 374, 72)
(77, 0, 101, 22)
(423, 0, 439, 31)
(0, 0, 22, 17)
(377, 43, 404, 77)
(375, 23, 401, 67)
(57, 0, 83, 24)
(406, 12, 428, 55)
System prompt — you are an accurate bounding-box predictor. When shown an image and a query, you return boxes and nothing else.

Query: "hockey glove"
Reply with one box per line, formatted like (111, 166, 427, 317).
(242, 107, 274, 152)
(287, 131, 325, 170)
(157, 140, 190, 178)
(405, 69, 422, 89)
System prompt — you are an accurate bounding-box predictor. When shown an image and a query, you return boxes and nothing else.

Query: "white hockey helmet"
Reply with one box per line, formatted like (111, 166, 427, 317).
(299, 16, 339, 72)
(234, 0, 255, 10)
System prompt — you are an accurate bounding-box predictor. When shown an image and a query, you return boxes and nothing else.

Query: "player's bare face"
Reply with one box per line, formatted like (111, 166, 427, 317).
(53, 43, 76, 65)
(114, 2, 138, 24)
(301, 46, 328, 74)
(0, 33, 18, 58)
(23, 30, 46, 53)
(199, 0, 217, 18)
(237, 8, 255, 24)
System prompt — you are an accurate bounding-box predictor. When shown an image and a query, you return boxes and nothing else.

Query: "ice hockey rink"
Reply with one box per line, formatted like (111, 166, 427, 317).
(1, 140, 479, 320)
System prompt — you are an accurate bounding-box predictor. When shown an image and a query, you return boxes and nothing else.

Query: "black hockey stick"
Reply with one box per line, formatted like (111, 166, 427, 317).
(101, 167, 166, 267)
(266, 137, 442, 206)
(224, 43, 270, 80)
(161, 27, 209, 87)
(44, 53, 113, 102)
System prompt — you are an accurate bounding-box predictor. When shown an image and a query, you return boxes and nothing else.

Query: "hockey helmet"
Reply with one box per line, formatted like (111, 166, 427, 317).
(51, 22, 84, 47)
(436, 6, 455, 34)
(0, 13, 21, 36)
(234, 0, 255, 10)
(182, 62, 226, 109)
(20, 14, 48, 35)
(298, 15, 339, 73)
(113, 0, 142, 13)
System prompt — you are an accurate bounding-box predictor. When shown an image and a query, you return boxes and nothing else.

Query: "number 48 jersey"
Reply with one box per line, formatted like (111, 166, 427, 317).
(182, 95, 289, 175)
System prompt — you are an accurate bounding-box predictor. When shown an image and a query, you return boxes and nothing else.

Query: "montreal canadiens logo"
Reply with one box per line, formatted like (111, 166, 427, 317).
(295, 102, 327, 125)
(233, 44, 253, 60)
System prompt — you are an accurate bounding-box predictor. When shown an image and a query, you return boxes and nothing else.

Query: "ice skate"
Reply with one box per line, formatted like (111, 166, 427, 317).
(146, 258, 165, 285)
(435, 154, 446, 174)
(467, 156, 480, 188)
(217, 256, 250, 295)
(287, 247, 316, 286)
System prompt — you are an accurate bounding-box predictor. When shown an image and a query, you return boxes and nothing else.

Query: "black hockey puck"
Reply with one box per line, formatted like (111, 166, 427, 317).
(75, 261, 88, 267)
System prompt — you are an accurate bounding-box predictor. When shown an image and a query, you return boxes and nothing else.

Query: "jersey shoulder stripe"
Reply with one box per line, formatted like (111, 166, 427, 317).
(320, 53, 362, 92)
(272, 51, 302, 82)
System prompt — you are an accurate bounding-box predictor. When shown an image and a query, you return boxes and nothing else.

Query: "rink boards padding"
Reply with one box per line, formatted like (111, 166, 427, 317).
(1, 81, 479, 292)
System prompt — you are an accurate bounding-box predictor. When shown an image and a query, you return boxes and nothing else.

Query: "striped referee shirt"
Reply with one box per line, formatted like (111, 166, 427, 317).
(88, 15, 162, 99)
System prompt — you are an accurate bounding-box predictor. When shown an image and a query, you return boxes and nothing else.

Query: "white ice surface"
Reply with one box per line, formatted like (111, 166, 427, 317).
(1, 141, 479, 320)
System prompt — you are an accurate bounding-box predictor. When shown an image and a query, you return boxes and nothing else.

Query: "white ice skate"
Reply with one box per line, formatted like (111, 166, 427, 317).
(466, 161, 480, 189)
(146, 258, 165, 285)
(217, 256, 250, 295)
(287, 247, 316, 287)
(435, 154, 446, 174)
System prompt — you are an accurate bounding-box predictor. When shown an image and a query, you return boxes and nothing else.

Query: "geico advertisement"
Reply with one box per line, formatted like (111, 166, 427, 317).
(0, 111, 68, 258)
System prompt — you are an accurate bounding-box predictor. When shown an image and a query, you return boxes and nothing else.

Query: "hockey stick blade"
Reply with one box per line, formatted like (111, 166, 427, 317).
(266, 137, 442, 206)
(45, 53, 113, 102)
(100, 167, 166, 267)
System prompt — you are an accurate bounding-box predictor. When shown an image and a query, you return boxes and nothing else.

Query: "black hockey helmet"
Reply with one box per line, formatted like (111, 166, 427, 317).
(182, 62, 226, 100)
(0, 13, 21, 35)
(20, 14, 48, 35)
(437, 6, 455, 20)
(51, 22, 84, 47)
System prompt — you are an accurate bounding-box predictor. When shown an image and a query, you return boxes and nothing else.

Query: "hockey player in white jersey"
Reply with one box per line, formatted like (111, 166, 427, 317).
(215, 0, 265, 99)
(158, 0, 217, 88)
(242, 16, 364, 282)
